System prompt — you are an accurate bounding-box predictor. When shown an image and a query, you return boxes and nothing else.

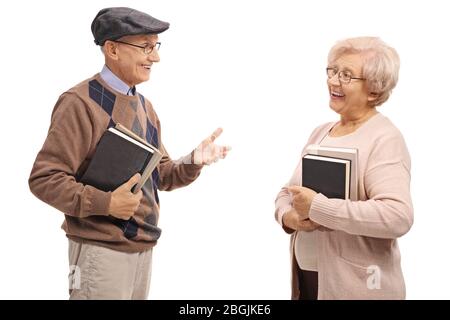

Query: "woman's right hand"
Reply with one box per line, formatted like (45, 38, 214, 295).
(282, 208, 320, 232)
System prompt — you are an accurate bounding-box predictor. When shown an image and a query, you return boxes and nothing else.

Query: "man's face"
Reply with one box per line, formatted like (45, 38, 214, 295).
(108, 34, 160, 87)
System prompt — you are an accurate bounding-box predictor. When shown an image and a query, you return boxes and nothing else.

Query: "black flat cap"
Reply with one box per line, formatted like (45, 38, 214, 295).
(91, 7, 170, 46)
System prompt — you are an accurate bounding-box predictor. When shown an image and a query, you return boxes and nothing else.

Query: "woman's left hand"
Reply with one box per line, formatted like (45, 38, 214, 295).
(288, 186, 317, 219)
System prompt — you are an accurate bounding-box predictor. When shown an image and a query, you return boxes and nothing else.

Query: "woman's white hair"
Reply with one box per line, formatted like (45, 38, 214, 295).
(328, 37, 400, 107)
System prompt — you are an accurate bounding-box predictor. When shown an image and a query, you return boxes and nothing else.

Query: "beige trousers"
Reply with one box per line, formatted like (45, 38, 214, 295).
(68, 239, 153, 300)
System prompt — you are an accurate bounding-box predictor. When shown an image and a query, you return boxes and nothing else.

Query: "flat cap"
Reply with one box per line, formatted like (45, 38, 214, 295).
(91, 7, 170, 46)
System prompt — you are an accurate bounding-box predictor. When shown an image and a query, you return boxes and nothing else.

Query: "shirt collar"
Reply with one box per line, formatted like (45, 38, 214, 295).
(100, 65, 136, 96)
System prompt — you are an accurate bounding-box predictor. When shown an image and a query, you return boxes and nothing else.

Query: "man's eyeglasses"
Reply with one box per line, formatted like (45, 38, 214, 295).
(326, 67, 365, 84)
(114, 40, 161, 55)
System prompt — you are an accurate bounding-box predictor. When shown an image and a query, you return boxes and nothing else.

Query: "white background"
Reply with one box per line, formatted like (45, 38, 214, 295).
(0, 0, 449, 299)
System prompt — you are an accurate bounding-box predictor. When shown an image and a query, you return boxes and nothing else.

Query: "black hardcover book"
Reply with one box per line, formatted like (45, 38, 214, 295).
(302, 154, 351, 199)
(80, 125, 162, 193)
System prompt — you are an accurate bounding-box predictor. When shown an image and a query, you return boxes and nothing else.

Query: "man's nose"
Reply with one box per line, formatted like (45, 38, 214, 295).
(148, 49, 160, 62)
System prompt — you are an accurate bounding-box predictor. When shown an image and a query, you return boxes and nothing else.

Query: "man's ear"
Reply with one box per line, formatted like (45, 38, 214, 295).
(103, 40, 119, 60)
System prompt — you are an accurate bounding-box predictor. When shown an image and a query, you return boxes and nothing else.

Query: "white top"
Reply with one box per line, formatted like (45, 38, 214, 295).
(294, 134, 335, 271)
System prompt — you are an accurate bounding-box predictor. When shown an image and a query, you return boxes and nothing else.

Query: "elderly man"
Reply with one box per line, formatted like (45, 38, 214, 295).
(29, 7, 230, 300)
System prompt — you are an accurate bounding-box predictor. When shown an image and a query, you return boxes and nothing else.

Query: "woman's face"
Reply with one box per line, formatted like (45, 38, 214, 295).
(327, 53, 374, 118)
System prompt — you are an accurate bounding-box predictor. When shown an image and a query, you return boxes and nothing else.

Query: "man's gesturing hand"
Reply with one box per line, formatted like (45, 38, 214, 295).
(192, 128, 231, 165)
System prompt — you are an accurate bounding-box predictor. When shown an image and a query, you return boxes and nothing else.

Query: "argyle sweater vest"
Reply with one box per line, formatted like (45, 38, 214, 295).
(87, 77, 161, 240)
(29, 74, 203, 253)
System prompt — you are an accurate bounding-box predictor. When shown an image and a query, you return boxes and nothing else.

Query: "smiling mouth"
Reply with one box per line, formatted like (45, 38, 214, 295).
(142, 64, 151, 70)
(331, 90, 345, 98)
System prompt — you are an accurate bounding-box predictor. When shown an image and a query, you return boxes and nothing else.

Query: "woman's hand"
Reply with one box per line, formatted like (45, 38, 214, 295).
(281, 186, 320, 232)
(288, 186, 317, 217)
(282, 208, 320, 232)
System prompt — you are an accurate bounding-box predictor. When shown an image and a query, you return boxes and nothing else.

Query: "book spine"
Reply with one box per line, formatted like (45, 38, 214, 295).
(132, 153, 163, 194)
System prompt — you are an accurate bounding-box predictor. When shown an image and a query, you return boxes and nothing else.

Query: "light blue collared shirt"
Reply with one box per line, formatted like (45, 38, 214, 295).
(100, 65, 136, 96)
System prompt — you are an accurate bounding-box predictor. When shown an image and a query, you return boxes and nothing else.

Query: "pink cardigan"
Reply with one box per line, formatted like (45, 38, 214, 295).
(275, 113, 413, 299)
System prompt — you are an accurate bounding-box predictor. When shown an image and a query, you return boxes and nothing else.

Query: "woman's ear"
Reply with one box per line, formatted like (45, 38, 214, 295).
(368, 92, 379, 103)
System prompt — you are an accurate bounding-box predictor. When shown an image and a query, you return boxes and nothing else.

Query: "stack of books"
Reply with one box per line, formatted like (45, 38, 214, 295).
(302, 144, 358, 200)
(80, 123, 163, 193)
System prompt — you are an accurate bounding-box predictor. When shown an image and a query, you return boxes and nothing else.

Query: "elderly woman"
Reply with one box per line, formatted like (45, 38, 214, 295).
(275, 37, 413, 300)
